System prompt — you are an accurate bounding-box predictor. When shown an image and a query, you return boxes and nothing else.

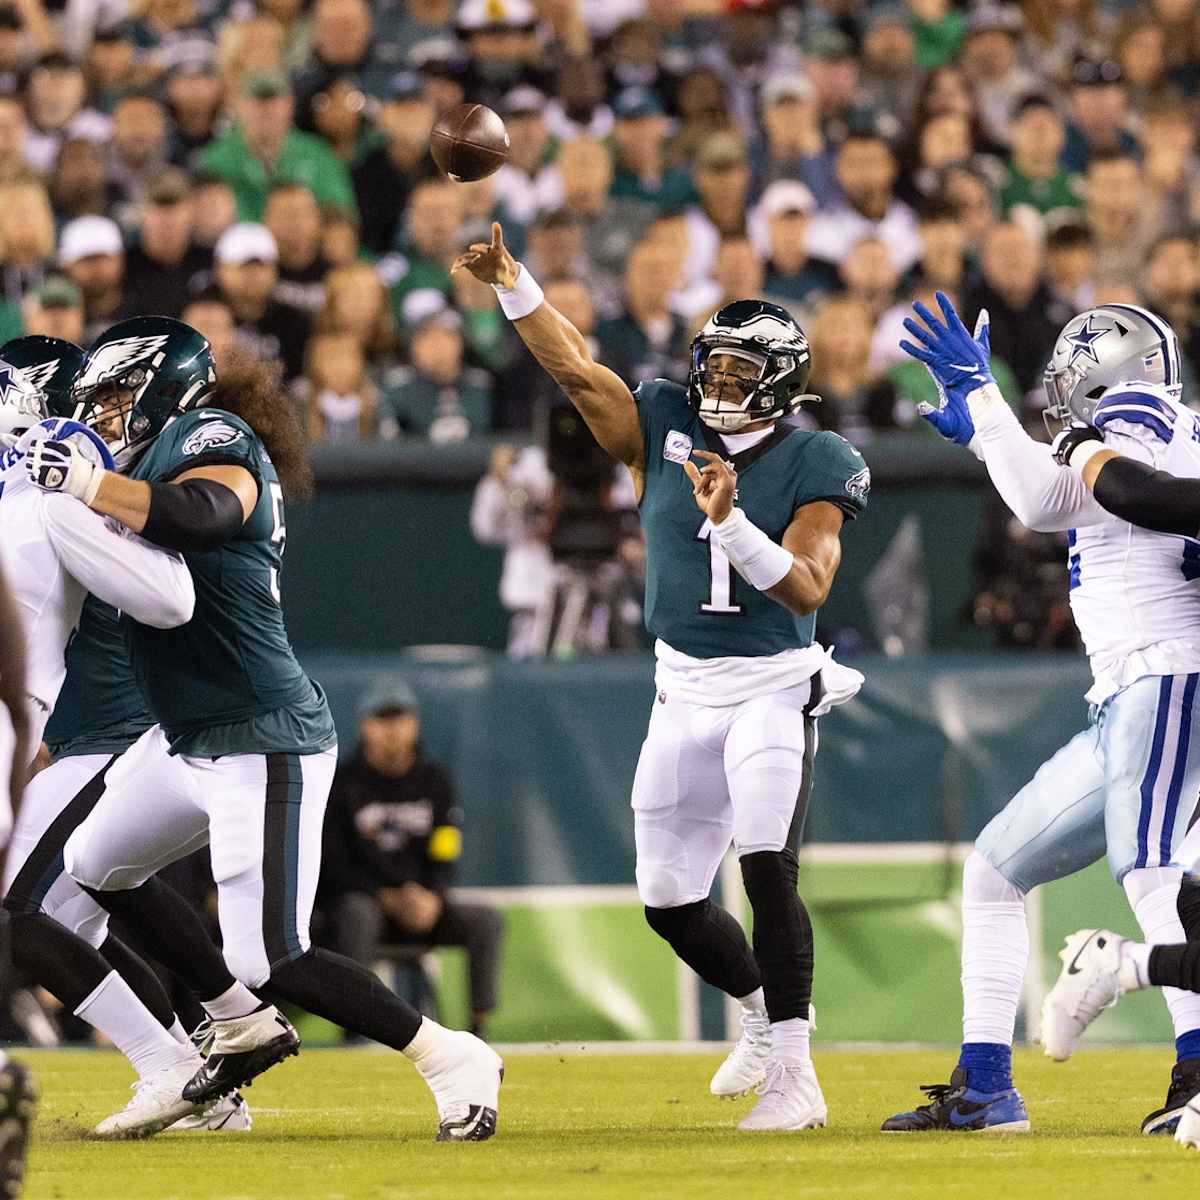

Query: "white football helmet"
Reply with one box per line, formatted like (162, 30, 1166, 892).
(1044, 303, 1181, 433)
(0, 358, 48, 448)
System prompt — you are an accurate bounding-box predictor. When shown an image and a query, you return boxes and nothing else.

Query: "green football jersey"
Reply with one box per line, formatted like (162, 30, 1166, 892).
(636, 380, 869, 659)
(44, 597, 152, 761)
(128, 407, 336, 757)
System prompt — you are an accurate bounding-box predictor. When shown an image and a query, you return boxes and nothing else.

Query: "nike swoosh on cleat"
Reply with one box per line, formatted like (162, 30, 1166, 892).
(947, 1100, 1000, 1129)
(1066, 931, 1105, 976)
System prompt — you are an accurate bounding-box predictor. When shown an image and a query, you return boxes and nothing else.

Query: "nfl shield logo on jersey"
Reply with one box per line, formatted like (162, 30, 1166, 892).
(663, 430, 693, 464)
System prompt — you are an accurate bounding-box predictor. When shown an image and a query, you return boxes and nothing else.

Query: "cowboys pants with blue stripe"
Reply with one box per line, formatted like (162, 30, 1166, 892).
(977, 672, 1200, 891)
(62, 725, 337, 988)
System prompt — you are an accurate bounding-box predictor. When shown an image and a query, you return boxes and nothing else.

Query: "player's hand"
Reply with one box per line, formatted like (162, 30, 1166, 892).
(24, 437, 105, 504)
(452, 222, 519, 289)
(684, 450, 737, 525)
(900, 292, 994, 411)
(1051, 424, 1104, 467)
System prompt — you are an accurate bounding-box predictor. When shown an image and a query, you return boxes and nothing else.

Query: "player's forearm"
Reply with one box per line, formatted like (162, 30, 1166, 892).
(968, 384, 1105, 532)
(765, 554, 837, 617)
(90, 472, 151, 532)
(502, 283, 643, 469)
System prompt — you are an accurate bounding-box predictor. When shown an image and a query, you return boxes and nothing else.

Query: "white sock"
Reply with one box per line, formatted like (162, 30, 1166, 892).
(203, 981, 261, 1021)
(167, 1017, 190, 1045)
(960, 852, 1028, 1044)
(1126, 868, 1200, 1038)
(1119, 941, 1152, 990)
(770, 1016, 810, 1063)
(76, 972, 194, 1079)
(738, 987, 766, 1016)
(402, 1017, 452, 1065)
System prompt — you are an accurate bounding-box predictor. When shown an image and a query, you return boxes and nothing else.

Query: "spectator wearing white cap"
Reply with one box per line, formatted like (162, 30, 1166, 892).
(455, 0, 546, 113)
(750, 179, 840, 310)
(213, 220, 312, 384)
(58, 213, 128, 343)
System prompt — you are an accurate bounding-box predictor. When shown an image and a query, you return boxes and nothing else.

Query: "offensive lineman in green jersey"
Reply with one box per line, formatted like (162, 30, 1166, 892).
(456, 224, 869, 1132)
(24, 319, 503, 1141)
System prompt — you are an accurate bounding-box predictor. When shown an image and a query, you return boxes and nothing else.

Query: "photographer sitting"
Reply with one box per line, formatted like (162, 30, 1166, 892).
(318, 678, 504, 1039)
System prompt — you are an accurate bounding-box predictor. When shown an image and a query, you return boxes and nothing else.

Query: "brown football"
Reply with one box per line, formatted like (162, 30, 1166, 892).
(430, 103, 510, 182)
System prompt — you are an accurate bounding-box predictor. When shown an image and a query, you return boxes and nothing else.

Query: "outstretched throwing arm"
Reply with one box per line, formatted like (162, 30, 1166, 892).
(453, 223, 646, 490)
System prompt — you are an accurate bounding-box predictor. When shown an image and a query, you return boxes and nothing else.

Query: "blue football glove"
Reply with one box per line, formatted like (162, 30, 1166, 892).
(900, 291, 994, 447)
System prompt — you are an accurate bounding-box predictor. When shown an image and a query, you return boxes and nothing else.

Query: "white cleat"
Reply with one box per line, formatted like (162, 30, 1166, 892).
(1041, 929, 1125, 1062)
(169, 1091, 252, 1132)
(737, 1060, 827, 1132)
(95, 1058, 208, 1139)
(1176, 1098, 1200, 1148)
(711, 1009, 771, 1097)
(414, 1030, 504, 1142)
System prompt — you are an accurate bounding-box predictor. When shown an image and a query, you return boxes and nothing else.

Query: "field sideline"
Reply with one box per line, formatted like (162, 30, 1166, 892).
(23, 1045, 1200, 1199)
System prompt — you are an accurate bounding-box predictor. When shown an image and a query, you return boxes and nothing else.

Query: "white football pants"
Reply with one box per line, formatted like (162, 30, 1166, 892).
(631, 676, 818, 909)
(63, 726, 337, 988)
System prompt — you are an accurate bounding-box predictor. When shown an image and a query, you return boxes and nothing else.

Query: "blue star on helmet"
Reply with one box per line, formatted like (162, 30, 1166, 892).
(0, 364, 20, 403)
(1066, 314, 1108, 368)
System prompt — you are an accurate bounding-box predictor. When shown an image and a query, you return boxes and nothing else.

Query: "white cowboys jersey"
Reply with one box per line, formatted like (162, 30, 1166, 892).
(1068, 382, 1200, 699)
(0, 444, 195, 760)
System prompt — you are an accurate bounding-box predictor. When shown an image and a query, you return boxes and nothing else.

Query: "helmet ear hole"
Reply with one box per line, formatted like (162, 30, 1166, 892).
(1085, 386, 1106, 399)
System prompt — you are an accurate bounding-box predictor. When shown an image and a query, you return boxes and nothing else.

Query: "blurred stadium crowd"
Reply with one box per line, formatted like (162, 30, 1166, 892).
(1, 0, 1195, 647)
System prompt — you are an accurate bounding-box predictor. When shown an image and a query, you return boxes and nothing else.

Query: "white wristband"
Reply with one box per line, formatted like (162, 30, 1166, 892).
(1067, 439, 1109, 475)
(709, 507, 794, 591)
(492, 265, 544, 320)
(77, 464, 105, 506)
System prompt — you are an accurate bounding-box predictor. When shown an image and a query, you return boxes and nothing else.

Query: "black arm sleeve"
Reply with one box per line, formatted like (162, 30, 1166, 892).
(1092, 456, 1200, 538)
(140, 479, 246, 552)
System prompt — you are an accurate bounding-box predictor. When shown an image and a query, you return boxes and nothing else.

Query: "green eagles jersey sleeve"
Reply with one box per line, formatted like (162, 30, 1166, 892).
(136, 408, 264, 491)
(793, 431, 871, 519)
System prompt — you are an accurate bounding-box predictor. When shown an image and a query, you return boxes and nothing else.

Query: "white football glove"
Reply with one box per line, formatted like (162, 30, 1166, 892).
(24, 436, 106, 504)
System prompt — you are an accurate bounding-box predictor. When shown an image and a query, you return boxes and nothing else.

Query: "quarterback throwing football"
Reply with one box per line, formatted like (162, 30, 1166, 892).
(456, 223, 869, 1132)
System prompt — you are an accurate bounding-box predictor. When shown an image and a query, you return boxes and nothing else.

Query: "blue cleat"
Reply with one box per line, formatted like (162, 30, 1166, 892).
(881, 1066, 1030, 1132)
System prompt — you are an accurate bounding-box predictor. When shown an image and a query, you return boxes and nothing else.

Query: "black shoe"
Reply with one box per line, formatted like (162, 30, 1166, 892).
(0, 1060, 36, 1198)
(1143, 1058, 1200, 1135)
(181, 1005, 300, 1105)
(881, 1065, 1030, 1133)
(435, 1102, 499, 1142)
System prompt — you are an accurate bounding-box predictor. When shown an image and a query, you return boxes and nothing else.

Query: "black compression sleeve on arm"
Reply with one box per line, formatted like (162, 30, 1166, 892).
(1091, 456, 1200, 538)
(141, 478, 246, 552)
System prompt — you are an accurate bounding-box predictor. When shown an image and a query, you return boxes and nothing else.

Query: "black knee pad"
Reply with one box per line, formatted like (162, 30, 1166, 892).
(1179, 877, 1200, 940)
(739, 848, 799, 903)
(644, 899, 707, 939)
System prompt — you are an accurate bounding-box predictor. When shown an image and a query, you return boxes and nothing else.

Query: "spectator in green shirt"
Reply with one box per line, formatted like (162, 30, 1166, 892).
(608, 87, 698, 211)
(383, 176, 462, 331)
(999, 94, 1083, 217)
(194, 68, 357, 224)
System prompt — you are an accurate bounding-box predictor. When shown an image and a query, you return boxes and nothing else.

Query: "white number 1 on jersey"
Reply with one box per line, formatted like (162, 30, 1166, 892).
(696, 519, 744, 614)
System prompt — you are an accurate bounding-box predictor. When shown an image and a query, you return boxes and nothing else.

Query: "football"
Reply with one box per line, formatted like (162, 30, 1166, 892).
(430, 103, 510, 182)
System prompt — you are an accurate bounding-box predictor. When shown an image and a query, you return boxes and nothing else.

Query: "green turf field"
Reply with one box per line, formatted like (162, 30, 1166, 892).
(21, 1045, 1200, 1200)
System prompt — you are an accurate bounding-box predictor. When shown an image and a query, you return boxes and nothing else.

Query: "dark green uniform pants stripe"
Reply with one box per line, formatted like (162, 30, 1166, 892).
(262, 753, 304, 969)
(5, 756, 117, 914)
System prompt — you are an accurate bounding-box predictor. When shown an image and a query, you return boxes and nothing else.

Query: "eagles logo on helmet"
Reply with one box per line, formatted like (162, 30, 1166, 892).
(688, 300, 818, 432)
(69, 316, 216, 471)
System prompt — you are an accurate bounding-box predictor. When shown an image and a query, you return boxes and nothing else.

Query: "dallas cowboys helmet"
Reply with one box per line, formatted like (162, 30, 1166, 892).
(688, 300, 816, 432)
(69, 316, 215, 471)
(0, 357, 48, 448)
(1044, 303, 1182, 433)
(0, 336, 85, 417)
